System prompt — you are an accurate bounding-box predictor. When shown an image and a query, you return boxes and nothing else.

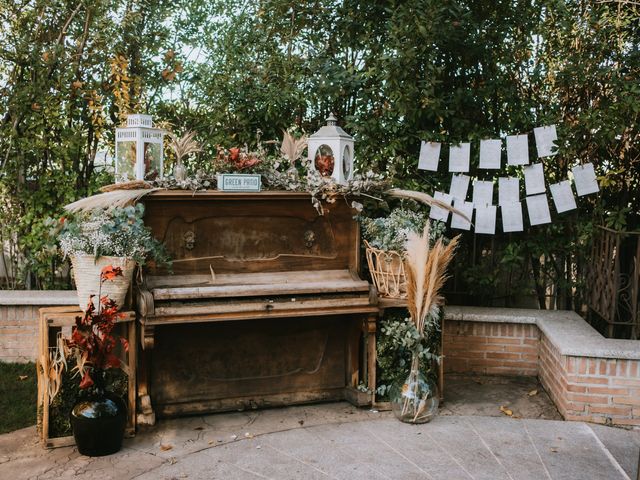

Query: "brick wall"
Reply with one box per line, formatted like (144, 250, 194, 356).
(0, 291, 77, 363)
(443, 309, 640, 428)
(443, 320, 539, 376)
(539, 334, 640, 427)
(0, 305, 41, 363)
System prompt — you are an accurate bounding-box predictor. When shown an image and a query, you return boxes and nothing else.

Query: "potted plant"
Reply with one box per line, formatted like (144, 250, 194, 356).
(65, 265, 129, 456)
(388, 222, 459, 423)
(58, 203, 170, 310)
(361, 208, 445, 298)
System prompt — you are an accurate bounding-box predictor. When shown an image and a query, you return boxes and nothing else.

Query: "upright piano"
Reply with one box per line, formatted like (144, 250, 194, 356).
(135, 191, 379, 424)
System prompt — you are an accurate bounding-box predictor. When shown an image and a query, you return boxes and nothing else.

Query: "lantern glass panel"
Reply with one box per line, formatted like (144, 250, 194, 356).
(143, 142, 162, 180)
(342, 145, 352, 180)
(116, 141, 137, 182)
(314, 144, 334, 177)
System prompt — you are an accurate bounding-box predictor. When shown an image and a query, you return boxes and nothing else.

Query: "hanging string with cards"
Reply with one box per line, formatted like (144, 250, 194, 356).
(417, 124, 600, 234)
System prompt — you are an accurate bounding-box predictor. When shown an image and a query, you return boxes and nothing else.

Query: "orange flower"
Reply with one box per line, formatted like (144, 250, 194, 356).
(100, 265, 123, 281)
(229, 147, 240, 161)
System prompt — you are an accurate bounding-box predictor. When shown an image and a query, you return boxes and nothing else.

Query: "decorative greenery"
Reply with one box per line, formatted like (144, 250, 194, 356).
(58, 204, 170, 267)
(376, 312, 441, 399)
(0, 0, 637, 314)
(361, 208, 445, 253)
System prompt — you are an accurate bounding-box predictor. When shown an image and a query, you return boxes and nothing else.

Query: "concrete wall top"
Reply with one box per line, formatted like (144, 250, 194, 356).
(0, 290, 77, 306)
(444, 305, 640, 361)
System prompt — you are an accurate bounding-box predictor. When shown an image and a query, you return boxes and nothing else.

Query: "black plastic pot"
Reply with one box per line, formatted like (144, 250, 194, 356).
(70, 394, 126, 456)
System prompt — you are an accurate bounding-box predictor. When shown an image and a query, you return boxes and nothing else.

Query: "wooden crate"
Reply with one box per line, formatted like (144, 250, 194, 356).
(37, 306, 136, 448)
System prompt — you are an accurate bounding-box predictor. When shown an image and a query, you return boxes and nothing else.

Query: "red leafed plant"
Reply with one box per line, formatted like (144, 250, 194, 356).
(66, 265, 129, 390)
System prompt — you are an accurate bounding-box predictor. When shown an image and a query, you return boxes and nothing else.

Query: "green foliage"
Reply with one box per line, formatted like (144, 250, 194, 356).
(361, 209, 441, 252)
(376, 311, 441, 399)
(0, 362, 37, 433)
(0, 0, 637, 306)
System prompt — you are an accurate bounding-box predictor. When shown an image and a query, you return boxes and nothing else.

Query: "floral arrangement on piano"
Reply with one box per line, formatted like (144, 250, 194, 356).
(148, 128, 391, 215)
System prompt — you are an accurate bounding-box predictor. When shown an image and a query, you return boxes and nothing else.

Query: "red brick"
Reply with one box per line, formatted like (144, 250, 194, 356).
(486, 352, 521, 360)
(612, 378, 640, 387)
(566, 384, 587, 393)
(589, 405, 632, 416)
(570, 375, 609, 385)
(612, 396, 640, 406)
(567, 393, 609, 404)
(587, 386, 629, 396)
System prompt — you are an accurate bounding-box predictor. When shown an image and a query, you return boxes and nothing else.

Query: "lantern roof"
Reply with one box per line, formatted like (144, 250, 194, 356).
(123, 114, 155, 129)
(309, 113, 353, 141)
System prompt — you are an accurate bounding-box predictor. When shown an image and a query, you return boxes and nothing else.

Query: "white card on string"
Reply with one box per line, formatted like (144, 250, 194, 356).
(479, 139, 501, 169)
(472, 180, 494, 206)
(418, 141, 440, 171)
(507, 134, 529, 165)
(430, 191, 453, 222)
(550, 180, 577, 213)
(449, 174, 470, 201)
(451, 200, 473, 231)
(534, 125, 558, 157)
(449, 143, 471, 172)
(572, 163, 599, 196)
(526, 194, 552, 226)
(498, 177, 520, 205)
(475, 204, 497, 234)
(501, 202, 524, 232)
(524, 163, 545, 195)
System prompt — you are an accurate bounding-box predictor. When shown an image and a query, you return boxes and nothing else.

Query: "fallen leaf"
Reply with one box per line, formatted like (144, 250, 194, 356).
(194, 426, 204, 431)
(160, 444, 173, 451)
(18, 375, 28, 381)
(499, 405, 513, 416)
(244, 432, 253, 438)
(298, 420, 304, 426)
(528, 389, 538, 396)
(550, 447, 558, 453)
(208, 440, 214, 445)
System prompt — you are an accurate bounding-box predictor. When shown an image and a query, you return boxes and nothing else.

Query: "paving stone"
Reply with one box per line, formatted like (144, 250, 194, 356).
(523, 419, 629, 480)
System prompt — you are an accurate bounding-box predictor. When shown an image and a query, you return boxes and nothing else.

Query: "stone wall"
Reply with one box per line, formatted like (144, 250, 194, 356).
(0, 291, 77, 363)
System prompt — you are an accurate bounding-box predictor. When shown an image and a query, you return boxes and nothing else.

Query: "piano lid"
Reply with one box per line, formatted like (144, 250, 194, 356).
(146, 269, 370, 301)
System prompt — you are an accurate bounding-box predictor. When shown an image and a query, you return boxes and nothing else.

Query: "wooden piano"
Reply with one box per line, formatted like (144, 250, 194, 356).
(135, 191, 379, 424)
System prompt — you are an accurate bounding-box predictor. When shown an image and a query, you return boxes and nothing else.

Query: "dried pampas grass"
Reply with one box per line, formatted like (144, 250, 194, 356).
(100, 180, 153, 192)
(404, 222, 460, 335)
(280, 130, 308, 164)
(169, 130, 202, 163)
(64, 188, 162, 213)
(386, 188, 471, 224)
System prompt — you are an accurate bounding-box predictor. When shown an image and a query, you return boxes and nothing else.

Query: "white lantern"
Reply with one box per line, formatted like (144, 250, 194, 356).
(308, 113, 355, 184)
(115, 114, 165, 183)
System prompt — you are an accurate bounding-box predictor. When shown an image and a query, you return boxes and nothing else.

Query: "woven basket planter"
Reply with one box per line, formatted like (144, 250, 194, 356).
(71, 255, 136, 311)
(364, 240, 407, 299)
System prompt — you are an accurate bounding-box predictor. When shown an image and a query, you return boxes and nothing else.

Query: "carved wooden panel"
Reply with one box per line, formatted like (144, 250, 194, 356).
(142, 192, 359, 275)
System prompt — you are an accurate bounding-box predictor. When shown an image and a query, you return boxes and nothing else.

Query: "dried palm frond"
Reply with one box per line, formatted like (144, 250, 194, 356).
(64, 188, 162, 213)
(405, 223, 460, 334)
(169, 130, 202, 163)
(100, 180, 153, 192)
(280, 130, 308, 164)
(386, 188, 472, 224)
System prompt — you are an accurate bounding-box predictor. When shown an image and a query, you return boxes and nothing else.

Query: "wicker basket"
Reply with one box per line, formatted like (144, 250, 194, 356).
(71, 255, 136, 311)
(364, 240, 407, 298)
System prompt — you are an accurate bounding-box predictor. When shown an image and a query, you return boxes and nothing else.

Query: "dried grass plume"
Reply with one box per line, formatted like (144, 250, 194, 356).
(280, 130, 308, 164)
(404, 222, 460, 334)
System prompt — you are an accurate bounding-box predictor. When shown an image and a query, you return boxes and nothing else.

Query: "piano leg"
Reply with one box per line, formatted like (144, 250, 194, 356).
(366, 314, 377, 404)
(137, 325, 156, 426)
